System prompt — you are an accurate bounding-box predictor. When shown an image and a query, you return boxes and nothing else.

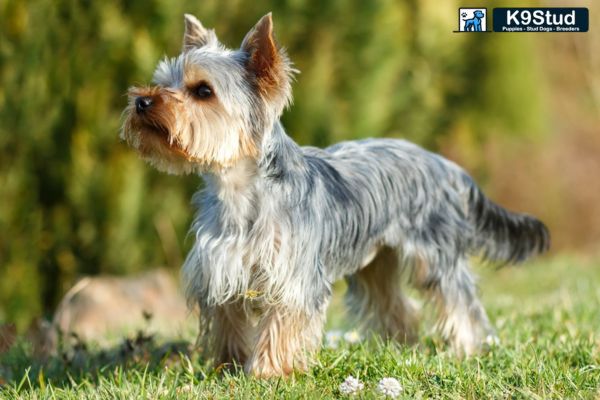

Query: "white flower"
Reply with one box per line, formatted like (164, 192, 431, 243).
(343, 330, 362, 344)
(325, 330, 343, 349)
(339, 375, 364, 396)
(485, 334, 500, 346)
(377, 377, 403, 398)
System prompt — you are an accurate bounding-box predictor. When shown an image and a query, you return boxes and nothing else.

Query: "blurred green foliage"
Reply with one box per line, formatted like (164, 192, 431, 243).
(0, 0, 544, 328)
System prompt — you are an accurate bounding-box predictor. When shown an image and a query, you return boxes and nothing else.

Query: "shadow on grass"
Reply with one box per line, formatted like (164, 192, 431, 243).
(0, 329, 195, 391)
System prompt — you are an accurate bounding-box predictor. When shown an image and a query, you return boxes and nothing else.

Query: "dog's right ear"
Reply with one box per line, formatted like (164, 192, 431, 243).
(240, 13, 293, 111)
(183, 14, 218, 51)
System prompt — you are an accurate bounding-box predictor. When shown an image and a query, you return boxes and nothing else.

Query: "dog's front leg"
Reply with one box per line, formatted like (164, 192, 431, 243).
(210, 301, 253, 369)
(244, 306, 326, 378)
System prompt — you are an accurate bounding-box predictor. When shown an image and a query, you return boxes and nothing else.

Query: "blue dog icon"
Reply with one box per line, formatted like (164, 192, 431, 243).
(463, 10, 485, 31)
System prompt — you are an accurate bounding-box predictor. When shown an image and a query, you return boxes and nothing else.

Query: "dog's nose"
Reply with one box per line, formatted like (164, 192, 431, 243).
(135, 96, 154, 113)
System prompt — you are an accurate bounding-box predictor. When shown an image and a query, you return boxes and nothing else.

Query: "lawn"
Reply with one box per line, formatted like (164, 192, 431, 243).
(1, 256, 599, 399)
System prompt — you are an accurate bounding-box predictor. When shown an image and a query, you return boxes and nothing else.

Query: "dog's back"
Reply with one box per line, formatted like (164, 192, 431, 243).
(314, 138, 548, 268)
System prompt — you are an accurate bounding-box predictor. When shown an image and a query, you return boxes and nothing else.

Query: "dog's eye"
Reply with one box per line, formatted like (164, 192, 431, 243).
(192, 83, 213, 99)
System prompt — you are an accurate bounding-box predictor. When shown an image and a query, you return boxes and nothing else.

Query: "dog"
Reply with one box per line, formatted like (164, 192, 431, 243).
(463, 10, 485, 31)
(121, 13, 549, 378)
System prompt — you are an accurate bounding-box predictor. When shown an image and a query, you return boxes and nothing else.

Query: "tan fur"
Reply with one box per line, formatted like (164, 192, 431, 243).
(212, 302, 252, 367)
(411, 256, 431, 287)
(244, 307, 325, 378)
(350, 247, 420, 344)
(241, 14, 293, 113)
(201, 298, 325, 377)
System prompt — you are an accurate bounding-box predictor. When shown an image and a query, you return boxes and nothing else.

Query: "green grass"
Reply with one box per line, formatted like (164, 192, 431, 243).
(1, 256, 599, 399)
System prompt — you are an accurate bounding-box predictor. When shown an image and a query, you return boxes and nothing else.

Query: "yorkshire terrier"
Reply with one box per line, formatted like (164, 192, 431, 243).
(121, 13, 550, 378)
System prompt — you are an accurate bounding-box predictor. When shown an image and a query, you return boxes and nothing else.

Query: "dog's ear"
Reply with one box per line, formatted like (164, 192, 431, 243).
(241, 13, 292, 103)
(183, 14, 218, 51)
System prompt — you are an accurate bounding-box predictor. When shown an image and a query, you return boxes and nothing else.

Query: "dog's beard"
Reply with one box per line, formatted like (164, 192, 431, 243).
(133, 119, 199, 162)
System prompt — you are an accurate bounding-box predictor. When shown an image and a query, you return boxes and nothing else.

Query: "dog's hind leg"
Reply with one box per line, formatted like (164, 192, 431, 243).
(412, 256, 496, 356)
(345, 247, 419, 344)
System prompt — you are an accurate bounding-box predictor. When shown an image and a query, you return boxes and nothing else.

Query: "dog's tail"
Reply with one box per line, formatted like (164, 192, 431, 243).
(465, 177, 550, 264)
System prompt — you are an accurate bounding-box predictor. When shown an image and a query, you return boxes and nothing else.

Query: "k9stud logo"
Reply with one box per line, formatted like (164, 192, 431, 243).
(493, 8, 589, 32)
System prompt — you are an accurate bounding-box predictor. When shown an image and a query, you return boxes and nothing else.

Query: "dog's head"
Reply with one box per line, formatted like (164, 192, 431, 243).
(121, 13, 294, 174)
(474, 10, 485, 19)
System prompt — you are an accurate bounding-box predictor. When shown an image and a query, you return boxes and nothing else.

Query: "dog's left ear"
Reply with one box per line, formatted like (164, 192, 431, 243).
(241, 13, 292, 105)
(183, 14, 218, 51)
